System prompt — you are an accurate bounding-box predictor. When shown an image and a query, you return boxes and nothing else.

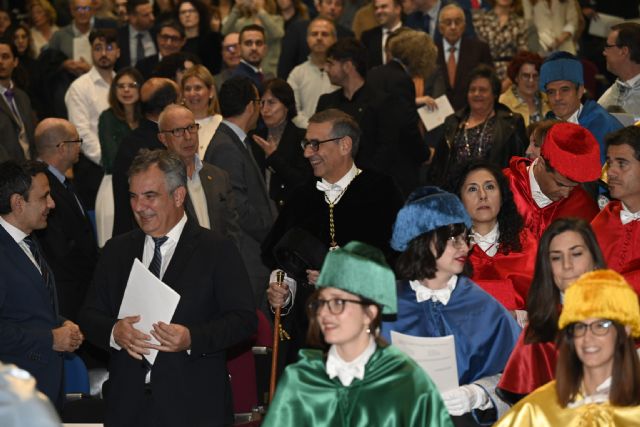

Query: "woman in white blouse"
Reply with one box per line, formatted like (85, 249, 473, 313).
(522, 0, 580, 55)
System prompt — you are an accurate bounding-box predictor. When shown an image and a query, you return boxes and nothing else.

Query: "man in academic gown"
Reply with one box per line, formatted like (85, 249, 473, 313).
(504, 122, 601, 239)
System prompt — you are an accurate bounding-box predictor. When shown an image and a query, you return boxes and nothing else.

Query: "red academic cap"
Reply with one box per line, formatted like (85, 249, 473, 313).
(540, 122, 601, 183)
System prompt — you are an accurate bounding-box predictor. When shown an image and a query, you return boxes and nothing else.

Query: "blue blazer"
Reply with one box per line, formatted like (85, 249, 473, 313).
(0, 225, 63, 406)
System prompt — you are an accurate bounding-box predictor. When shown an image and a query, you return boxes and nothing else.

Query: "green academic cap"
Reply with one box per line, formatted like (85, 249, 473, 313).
(316, 241, 397, 314)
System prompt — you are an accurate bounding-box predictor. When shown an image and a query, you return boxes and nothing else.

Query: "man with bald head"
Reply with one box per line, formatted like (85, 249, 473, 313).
(157, 104, 240, 245)
(34, 118, 98, 322)
(112, 77, 179, 236)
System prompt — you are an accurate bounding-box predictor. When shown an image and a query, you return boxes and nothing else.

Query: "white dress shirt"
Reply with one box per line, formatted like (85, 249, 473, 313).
(472, 223, 499, 257)
(528, 159, 553, 208)
(288, 59, 338, 129)
(410, 275, 458, 305)
(0, 217, 39, 272)
(128, 25, 157, 65)
(316, 163, 360, 205)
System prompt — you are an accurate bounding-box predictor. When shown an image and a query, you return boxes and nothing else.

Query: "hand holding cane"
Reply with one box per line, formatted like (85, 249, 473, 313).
(269, 270, 285, 403)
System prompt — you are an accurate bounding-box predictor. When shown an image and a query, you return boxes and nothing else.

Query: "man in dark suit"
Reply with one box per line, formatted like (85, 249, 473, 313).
(34, 119, 98, 323)
(204, 76, 276, 307)
(115, 0, 157, 70)
(157, 104, 240, 246)
(136, 19, 185, 80)
(360, 0, 403, 69)
(277, 0, 355, 79)
(0, 39, 36, 161)
(404, 0, 475, 41)
(231, 25, 269, 94)
(426, 3, 492, 111)
(112, 77, 179, 236)
(0, 160, 84, 408)
(80, 149, 256, 427)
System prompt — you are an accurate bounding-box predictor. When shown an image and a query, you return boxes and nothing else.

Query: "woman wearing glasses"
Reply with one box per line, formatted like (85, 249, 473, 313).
(381, 187, 520, 426)
(263, 242, 453, 426)
(180, 64, 222, 158)
(497, 218, 606, 404)
(251, 78, 310, 209)
(96, 67, 143, 247)
(496, 269, 640, 426)
(453, 160, 536, 326)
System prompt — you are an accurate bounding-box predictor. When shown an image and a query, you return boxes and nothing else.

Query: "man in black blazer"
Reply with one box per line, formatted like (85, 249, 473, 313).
(360, 0, 403, 69)
(427, 3, 492, 111)
(204, 76, 276, 307)
(0, 160, 84, 409)
(136, 19, 185, 80)
(157, 104, 240, 246)
(112, 77, 179, 237)
(80, 149, 256, 427)
(0, 40, 36, 161)
(115, 0, 157, 70)
(34, 119, 98, 323)
(231, 25, 269, 94)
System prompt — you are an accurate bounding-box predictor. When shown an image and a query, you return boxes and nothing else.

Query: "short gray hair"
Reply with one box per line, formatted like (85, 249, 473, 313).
(439, 3, 465, 24)
(308, 109, 361, 157)
(128, 149, 187, 193)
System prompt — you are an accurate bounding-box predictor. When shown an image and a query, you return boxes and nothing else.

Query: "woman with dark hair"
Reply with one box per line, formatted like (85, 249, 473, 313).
(429, 65, 526, 187)
(177, 0, 223, 75)
(95, 67, 144, 247)
(496, 218, 606, 403)
(9, 24, 40, 113)
(524, 118, 560, 160)
(454, 160, 537, 325)
(251, 78, 311, 209)
(381, 187, 520, 425)
(499, 51, 550, 126)
(496, 269, 640, 425)
(263, 242, 453, 426)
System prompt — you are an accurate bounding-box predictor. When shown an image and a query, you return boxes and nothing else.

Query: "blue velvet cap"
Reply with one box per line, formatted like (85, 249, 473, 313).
(390, 186, 472, 252)
(539, 51, 584, 91)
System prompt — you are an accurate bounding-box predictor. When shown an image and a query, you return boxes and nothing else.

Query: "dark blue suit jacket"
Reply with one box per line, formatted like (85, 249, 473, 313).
(0, 225, 63, 406)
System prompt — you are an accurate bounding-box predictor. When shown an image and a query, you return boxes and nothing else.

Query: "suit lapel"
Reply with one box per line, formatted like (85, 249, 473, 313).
(46, 171, 86, 222)
(0, 94, 18, 127)
(161, 219, 200, 296)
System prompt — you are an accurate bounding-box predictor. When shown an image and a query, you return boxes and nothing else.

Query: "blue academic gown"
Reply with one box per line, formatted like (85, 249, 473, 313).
(381, 276, 520, 386)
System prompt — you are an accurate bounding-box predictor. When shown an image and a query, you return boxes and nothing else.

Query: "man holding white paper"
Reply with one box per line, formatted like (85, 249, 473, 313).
(80, 149, 256, 427)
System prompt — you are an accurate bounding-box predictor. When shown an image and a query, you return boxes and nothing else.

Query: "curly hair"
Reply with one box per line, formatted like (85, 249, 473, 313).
(388, 29, 437, 80)
(507, 51, 543, 83)
(451, 160, 523, 254)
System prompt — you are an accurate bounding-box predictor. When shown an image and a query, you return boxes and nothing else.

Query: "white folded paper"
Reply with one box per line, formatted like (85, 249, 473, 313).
(391, 331, 459, 393)
(117, 259, 181, 365)
(417, 95, 455, 131)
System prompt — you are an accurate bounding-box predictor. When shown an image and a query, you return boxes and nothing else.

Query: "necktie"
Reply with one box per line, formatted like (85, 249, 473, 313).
(23, 235, 56, 308)
(620, 209, 640, 225)
(423, 13, 431, 34)
(135, 33, 145, 65)
(149, 236, 168, 278)
(447, 46, 457, 88)
(3, 89, 20, 118)
(470, 0, 480, 9)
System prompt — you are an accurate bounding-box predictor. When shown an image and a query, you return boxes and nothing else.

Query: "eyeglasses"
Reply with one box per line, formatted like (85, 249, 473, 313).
(604, 43, 620, 49)
(116, 82, 138, 90)
(568, 320, 613, 337)
(158, 34, 183, 43)
(223, 44, 239, 53)
(518, 72, 539, 81)
(447, 234, 473, 249)
(56, 138, 83, 147)
(75, 5, 92, 12)
(300, 136, 344, 151)
(93, 44, 117, 53)
(161, 123, 200, 137)
(308, 298, 366, 315)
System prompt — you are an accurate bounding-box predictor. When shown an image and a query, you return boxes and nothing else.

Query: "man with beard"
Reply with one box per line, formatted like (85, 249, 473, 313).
(360, 0, 403, 68)
(64, 28, 120, 208)
(231, 25, 269, 93)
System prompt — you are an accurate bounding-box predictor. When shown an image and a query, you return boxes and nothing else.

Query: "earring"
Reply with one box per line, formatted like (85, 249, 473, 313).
(366, 327, 371, 334)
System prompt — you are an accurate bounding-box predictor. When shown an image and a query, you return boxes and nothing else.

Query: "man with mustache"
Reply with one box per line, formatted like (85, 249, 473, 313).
(592, 126, 640, 295)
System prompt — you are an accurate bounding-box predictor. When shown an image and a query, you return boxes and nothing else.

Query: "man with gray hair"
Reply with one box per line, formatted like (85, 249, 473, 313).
(80, 149, 256, 427)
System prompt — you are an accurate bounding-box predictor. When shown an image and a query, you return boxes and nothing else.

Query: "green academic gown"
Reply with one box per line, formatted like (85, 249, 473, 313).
(262, 345, 454, 427)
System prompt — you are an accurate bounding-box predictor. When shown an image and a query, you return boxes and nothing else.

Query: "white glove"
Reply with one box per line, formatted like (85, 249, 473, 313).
(441, 384, 488, 416)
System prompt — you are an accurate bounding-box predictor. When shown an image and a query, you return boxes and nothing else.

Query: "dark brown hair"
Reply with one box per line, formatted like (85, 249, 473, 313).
(109, 67, 144, 123)
(507, 51, 544, 83)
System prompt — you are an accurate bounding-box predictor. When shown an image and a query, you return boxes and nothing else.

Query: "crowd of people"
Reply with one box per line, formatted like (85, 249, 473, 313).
(1, 0, 640, 426)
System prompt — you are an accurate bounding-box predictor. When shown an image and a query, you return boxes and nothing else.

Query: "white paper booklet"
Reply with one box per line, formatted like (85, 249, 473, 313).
(417, 95, 455, 131)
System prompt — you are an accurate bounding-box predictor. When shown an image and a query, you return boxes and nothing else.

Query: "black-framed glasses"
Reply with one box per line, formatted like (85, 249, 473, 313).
(447, 233, 473, 249)
(56, 138, 83, 147)
(308, 298, 366, 315)
(604, 43, 620, 49)
(568, 320, 613, 337)
(161, 123, 200, 137)
(300, 136, 344, 151)
(75, 5, 92, 12)
(223, 44, 239, 53)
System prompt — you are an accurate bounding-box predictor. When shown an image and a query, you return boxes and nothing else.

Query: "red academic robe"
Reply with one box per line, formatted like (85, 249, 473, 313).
(497, 326, 557, 396)
(503, 157, 600, 238)
(469, 229, 537, 311)
(591, 201, 640, 295)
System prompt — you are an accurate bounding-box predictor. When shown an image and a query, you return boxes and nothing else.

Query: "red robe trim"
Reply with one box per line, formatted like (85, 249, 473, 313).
(497, 326, 558, 395)
(591, 201, 640, 295)
(503, 157, 600, 239)
(470, 229, 537, 311)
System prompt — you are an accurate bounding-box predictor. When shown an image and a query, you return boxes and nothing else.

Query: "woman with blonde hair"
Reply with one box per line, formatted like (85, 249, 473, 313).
(29, 0, 59, 55)
(180, 64, 223, 157)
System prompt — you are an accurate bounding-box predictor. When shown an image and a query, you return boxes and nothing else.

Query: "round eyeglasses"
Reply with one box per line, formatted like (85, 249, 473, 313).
(568, 320, 613, 337)
(308, 298, 366, 315)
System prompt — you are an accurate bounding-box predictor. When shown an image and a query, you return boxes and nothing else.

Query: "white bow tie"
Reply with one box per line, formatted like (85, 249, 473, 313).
(620, 209, 640, 225)
(414, 287, 452, 305)
(325, 355, 366, 386)
(316, 181, 342, 193)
